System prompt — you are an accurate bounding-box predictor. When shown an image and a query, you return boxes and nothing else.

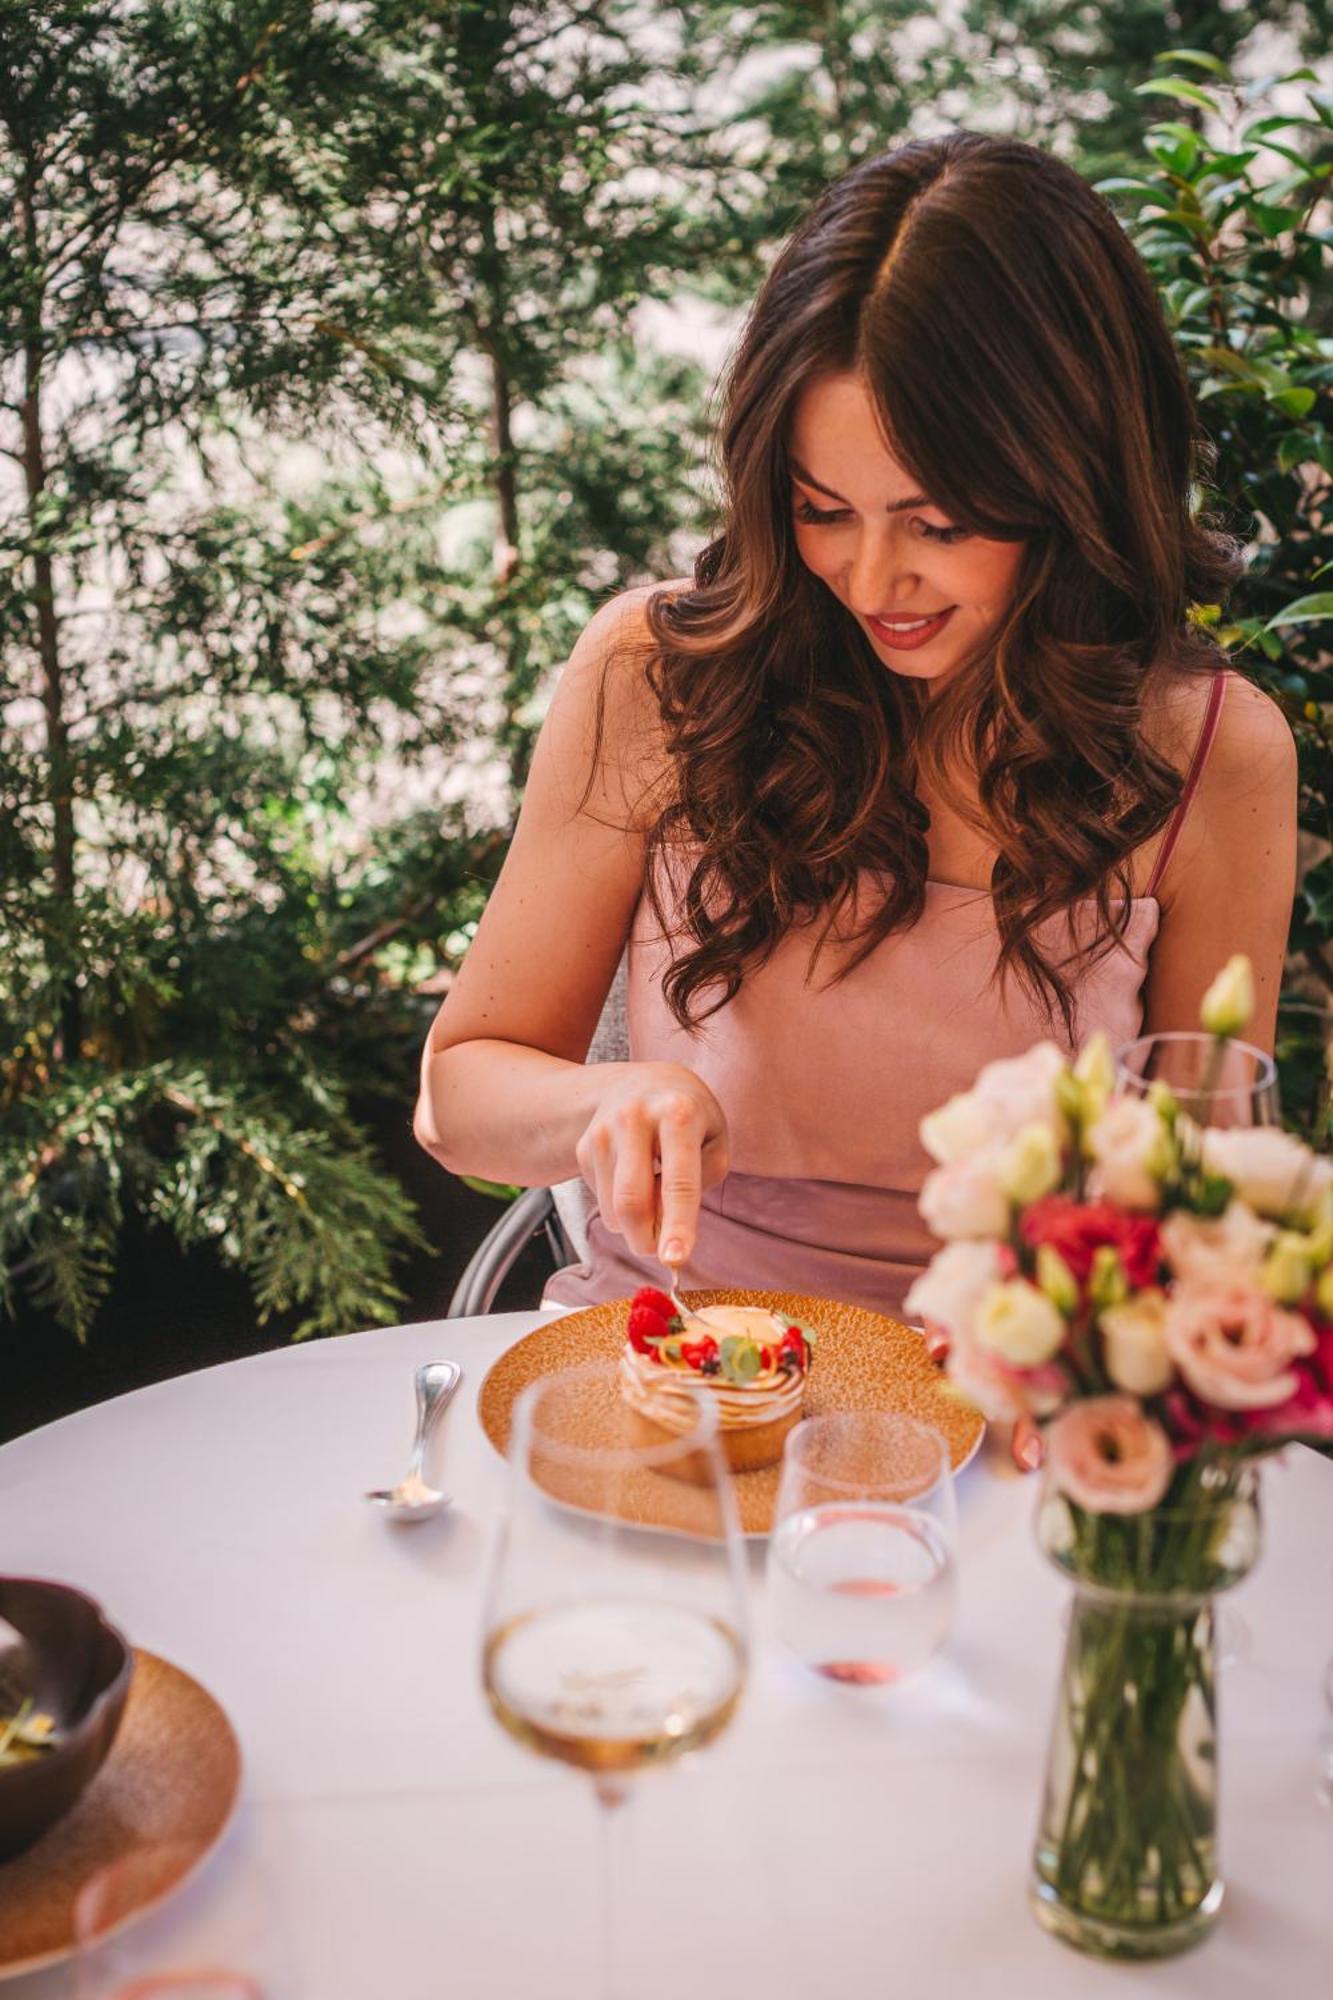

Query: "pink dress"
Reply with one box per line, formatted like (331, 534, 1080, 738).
(543, 672, 1227, 1319)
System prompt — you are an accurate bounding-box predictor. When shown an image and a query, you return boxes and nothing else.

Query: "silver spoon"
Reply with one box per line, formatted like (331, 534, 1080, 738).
(365, 1360, 462, 1522)
(660, 1257, 743, 1340)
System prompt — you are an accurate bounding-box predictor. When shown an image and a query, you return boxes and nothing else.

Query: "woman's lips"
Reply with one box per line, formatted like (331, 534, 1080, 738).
(865, 606, 956, 651)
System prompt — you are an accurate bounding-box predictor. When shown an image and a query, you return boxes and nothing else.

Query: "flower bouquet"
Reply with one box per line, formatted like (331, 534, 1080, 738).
(904, 958, 1333, 1960)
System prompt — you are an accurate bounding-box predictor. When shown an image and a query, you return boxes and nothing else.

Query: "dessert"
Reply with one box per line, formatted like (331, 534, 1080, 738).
(620, 1289, 815, 1472)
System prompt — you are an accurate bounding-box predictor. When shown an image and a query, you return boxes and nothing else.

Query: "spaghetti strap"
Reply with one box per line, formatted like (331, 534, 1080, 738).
(1145, 669, 1228, 900)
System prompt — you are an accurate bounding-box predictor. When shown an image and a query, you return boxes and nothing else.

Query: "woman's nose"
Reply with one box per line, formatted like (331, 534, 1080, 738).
(844, 529, 918, 616)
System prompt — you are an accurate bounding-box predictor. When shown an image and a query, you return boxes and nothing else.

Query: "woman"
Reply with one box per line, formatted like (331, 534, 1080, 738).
(414, 130, 1296, 1325)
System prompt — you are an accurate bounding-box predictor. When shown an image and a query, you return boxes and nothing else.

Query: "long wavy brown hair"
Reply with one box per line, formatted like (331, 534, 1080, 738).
(628, 130, 1241, 1037)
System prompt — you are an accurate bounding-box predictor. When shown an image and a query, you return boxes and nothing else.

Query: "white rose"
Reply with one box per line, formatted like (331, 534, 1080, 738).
(903, 1240, 1007, 1339)
(1087, 1097, 1173, 1210)
(1201, 1127, 1333, 1224)
(919, 1152, 1010, 1240)
(998, 1122, 1063, 1204)
(920, 1042, 1068, 1165)
(1099, 1291, 1174, 1397)
(1160, 1200, 1276, 1284)
(972, 1041, 1069, 1140)
(919, 1092, 995, 1165)
(974, 1278, 1067, 1367)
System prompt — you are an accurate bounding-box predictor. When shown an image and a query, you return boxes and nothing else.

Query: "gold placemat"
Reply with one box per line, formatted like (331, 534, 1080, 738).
(478, 1289, 984, 1537)
(0, 1650, 242, 1979)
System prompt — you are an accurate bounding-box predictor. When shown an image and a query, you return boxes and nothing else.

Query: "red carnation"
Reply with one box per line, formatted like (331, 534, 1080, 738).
(627, 1302, 671, 1355)
(1020, 1196, 1162, 1292)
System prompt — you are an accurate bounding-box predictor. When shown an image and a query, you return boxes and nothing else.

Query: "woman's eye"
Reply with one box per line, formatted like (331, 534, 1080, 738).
(794, 499, 849, 525)
(794, 496, 969, 544)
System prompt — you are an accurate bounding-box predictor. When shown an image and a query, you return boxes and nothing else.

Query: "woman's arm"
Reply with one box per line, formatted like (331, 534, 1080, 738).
(1141, 673, 1298, 1052)
(414, 581, 729, 1262)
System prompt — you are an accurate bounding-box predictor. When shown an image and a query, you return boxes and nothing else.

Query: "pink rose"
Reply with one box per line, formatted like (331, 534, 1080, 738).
(1163, 1279, 1316, 1411)
(1159, 1202, 1275, 1286)
(1046, 1395, 1174, 1515)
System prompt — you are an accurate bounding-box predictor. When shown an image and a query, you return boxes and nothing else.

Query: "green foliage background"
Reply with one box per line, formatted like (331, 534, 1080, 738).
(2, 2, 1330, 1347)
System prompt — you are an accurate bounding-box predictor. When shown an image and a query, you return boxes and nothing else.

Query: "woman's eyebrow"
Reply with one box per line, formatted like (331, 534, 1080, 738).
(788, 456, 930, 513)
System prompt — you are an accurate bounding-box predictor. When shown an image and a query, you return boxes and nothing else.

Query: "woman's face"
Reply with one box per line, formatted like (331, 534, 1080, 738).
(788, 372, 1027, 686)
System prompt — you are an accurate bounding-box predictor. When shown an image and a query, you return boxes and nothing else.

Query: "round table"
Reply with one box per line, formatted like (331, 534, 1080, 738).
(2, 1306, 1331, 1997)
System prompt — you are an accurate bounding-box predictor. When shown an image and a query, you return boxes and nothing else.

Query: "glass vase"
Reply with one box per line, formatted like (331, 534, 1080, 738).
(1029, 1463, 1261, 1960)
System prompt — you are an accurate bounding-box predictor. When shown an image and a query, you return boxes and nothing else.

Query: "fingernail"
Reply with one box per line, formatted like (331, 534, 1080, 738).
(660, 1237, 684, 1264)
(1017, 1430, 1044, 1472)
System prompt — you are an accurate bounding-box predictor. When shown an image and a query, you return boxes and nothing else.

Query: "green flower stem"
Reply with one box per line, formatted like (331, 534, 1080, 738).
(1033, 1464, 1257, 1957)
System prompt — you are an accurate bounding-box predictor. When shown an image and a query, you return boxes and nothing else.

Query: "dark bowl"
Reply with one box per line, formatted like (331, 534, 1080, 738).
(0, 1579, 133, 1865)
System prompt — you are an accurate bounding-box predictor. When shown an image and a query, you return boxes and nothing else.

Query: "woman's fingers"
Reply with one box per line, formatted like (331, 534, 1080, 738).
(655, 1092, 705, 1265)
(1012, 1413, 1044, 1474)
(607, 1100, 661, 1258)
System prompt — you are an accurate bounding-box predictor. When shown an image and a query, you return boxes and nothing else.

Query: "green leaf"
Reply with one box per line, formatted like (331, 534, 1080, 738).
(1264, 594, 1333, 630)
(1269, 387, 1317, 418)
(1134, 79, 1220, 113)
(460, 1176, 523, 1202)
(1153, 49, 1232, 79)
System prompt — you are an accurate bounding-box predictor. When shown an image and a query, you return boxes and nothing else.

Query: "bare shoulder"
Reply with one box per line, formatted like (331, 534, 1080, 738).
(1142, 664, 1293, 781)
(1202, 669, 1296, 786)
(542, 575, 693, 824)
(1155, 667, 1296, 903)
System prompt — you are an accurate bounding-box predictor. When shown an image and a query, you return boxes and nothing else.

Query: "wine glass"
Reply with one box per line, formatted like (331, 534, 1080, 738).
(481, 1360, 748, 1999)
(769, 1412, 958, 1685)
(1115, 1030, 1280, 1128)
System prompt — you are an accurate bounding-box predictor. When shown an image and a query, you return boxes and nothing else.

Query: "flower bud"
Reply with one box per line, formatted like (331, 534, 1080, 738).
(998, 1123, 1062, 1204)
(1073, 1032, 1116, 1119)
(1088, 1244, 1129, 1311)
(1035, 1243, 1079, 1316)
(1316, 1263, 1333, 1321)
(1055, 1067, 1089, 1132)
(1200, 954, 1255, 1039)
(1262, 1231, 1314, 1306)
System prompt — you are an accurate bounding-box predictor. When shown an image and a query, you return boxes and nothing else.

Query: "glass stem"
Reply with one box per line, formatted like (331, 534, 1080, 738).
(594, 1778, 633, 2000)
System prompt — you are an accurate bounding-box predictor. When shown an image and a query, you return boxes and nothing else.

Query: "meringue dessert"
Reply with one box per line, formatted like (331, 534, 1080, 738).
(620, 1289, 815, 1472)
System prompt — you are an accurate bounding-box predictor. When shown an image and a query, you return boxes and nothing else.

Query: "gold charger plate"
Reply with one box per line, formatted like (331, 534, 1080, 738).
(478, 1289, 984, 1538)
(0, 1649, 242, 1980)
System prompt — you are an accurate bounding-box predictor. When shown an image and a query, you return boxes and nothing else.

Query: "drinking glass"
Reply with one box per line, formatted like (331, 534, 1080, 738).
(481, 1360, 748, 1999)
(1117, 1032, 1280, 1685)
(1115, 1030, 1280, 1128)
(769, 1412, 958, 1685)
(71, 1840, 278, 1997)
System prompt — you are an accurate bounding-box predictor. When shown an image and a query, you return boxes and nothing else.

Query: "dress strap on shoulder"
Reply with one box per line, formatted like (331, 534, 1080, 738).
(1145, 669, 1228, 900)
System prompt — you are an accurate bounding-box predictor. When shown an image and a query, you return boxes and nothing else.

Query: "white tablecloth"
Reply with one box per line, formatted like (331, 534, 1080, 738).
(2, 1307, 1331, 1997)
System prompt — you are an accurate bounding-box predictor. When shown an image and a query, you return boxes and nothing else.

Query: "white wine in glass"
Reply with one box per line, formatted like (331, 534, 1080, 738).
(481, 1361, 748, 1998)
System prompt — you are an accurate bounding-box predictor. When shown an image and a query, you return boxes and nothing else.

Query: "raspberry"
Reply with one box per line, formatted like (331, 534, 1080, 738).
(627, 1302, 670, 1354)
(631, 1286, 679, 1324)
(760, 1346, 774, 1370)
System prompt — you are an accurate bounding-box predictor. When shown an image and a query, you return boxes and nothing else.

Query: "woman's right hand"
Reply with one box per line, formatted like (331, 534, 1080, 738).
(574, 1063, 730, 1268)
